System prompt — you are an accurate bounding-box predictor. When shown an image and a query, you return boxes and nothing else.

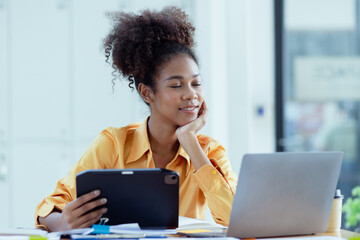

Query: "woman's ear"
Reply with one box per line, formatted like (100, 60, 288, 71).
(138, 83, 154, 104)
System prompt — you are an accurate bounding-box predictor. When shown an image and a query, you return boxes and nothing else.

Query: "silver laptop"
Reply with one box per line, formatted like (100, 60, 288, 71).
(227, 151, 343, 238)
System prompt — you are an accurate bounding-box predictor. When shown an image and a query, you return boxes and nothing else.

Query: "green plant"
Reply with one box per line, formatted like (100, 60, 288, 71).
(343, 186, 360, 228)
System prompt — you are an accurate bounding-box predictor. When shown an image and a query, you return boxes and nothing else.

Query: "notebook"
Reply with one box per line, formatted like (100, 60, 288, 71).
(226, 151, 343, 238)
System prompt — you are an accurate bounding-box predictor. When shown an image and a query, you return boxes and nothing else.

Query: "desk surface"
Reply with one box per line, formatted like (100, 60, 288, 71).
(319, 229, 358, 239)
(58, 230, 358, 240)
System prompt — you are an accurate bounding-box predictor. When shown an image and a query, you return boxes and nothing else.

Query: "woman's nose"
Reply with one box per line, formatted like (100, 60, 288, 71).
(183, 87, 197, 100)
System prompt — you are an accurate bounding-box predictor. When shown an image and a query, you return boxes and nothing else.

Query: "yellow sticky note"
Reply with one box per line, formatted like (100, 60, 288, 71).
(29, 236, 47, 240)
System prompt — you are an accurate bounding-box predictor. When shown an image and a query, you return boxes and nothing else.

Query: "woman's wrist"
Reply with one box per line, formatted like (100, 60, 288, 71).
(177, 132, 211, 170)
(176, 130, 196, 145)
(38, 212, 66, 232)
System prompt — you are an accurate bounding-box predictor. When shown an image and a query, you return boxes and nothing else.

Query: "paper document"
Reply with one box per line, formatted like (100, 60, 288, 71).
(0, 236, 59, 240)
(51, 217, 224, 238)
(0, 237, 41, 240)
(177, 216, 226, 231)
(71, 234, 145, 239)
(0, 228, 47, 236)
(49, 222, 176, 238)
(48, 223, 140, 237)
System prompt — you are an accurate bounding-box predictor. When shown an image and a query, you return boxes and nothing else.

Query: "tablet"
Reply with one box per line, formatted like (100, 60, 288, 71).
(76, 168, 179, 229)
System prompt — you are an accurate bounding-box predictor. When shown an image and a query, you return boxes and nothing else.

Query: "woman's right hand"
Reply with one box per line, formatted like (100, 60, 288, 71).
(60, 190, 108, 230)
(39, 190, 108, 231)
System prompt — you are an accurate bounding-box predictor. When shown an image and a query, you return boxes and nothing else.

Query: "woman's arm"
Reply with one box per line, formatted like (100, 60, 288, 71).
(176, 101, 237, 226)
(176, 102, 210, 170)
(191, 150, 237, 226)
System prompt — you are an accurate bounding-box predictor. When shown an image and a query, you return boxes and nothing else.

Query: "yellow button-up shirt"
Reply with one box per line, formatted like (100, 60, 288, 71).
(35, 119, 238, 227)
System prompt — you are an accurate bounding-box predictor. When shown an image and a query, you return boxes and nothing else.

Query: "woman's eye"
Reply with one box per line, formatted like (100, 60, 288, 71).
(193, 83, 202, 87)
(170, 85, 181, 88)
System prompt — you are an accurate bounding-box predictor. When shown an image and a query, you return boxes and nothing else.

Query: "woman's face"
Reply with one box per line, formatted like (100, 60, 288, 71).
(149, 53, 204, 127)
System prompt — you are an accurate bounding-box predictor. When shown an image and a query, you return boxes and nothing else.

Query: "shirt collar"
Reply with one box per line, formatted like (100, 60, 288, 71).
(177, 145, 191, 167)
(126, 117, 151, 164)
(126, 117, 192, 169)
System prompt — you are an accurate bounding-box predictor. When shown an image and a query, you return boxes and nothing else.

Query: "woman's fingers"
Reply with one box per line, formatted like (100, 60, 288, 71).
(199, 101, 207, 123)
(202, 101, 208, 115)
(61, 190, 108, 229)
(71, 197, 107, 218)
(72, 207, 108, 229)
(67, 190, 101, 210)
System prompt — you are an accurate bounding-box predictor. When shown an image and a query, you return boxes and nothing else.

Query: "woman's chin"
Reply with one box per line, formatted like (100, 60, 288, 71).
(177, 117, 197, 127)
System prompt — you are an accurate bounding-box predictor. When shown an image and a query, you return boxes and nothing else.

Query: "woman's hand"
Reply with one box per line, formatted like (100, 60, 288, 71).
(176, 101, 207, 139)
(175, 101, 211, 170)
(39, 190, 107, 231)
(60, 190, 108, 229)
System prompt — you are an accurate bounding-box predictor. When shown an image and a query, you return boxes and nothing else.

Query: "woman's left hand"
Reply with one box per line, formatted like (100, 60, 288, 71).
(176, 101, 207, 139)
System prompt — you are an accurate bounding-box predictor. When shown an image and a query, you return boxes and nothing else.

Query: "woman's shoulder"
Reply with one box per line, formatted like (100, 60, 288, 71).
(101, 121, 143, 139)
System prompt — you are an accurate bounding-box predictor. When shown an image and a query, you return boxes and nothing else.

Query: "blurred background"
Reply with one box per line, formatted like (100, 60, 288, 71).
(0, 0, 359, 230)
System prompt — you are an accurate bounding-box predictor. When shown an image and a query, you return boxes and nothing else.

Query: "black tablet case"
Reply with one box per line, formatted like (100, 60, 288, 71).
(76, 168, 179, 229)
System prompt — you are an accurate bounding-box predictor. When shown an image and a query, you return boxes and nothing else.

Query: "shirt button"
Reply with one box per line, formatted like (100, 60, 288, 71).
(211, 169, 217, 175)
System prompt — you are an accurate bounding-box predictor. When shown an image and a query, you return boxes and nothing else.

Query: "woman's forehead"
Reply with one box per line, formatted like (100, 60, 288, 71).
(157, 54, 199, 79)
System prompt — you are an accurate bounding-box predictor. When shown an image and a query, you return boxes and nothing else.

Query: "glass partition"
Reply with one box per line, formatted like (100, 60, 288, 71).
(278, 0, 360, 230)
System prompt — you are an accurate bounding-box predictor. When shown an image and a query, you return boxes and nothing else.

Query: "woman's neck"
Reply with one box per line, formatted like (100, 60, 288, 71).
(147, 116, 179, 167)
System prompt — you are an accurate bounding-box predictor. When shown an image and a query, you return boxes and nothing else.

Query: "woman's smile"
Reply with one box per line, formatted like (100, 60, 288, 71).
(178, 105, 199, 114)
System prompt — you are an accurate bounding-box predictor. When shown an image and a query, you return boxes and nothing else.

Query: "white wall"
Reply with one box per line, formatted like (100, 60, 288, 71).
(193, 0, 275, 174)
(0, 0, 275, 227)
(244, 0, 275, 155)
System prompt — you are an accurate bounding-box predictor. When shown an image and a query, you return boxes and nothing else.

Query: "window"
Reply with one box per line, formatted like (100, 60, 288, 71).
(276, 0, 360, 230)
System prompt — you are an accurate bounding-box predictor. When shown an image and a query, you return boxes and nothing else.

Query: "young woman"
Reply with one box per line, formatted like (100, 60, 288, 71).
(35, 6, 237, 232)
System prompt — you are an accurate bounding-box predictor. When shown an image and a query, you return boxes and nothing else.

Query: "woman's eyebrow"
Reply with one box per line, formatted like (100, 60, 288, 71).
(165, 75, 183, 81)
(164, 73, 201, 81)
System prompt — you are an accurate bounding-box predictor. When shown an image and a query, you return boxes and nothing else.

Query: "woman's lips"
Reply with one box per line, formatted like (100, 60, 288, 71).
(178, 105, 199, 113)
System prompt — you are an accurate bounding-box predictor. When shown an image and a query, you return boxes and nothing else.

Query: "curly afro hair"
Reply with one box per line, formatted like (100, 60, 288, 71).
(103, 6, 198, 92)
